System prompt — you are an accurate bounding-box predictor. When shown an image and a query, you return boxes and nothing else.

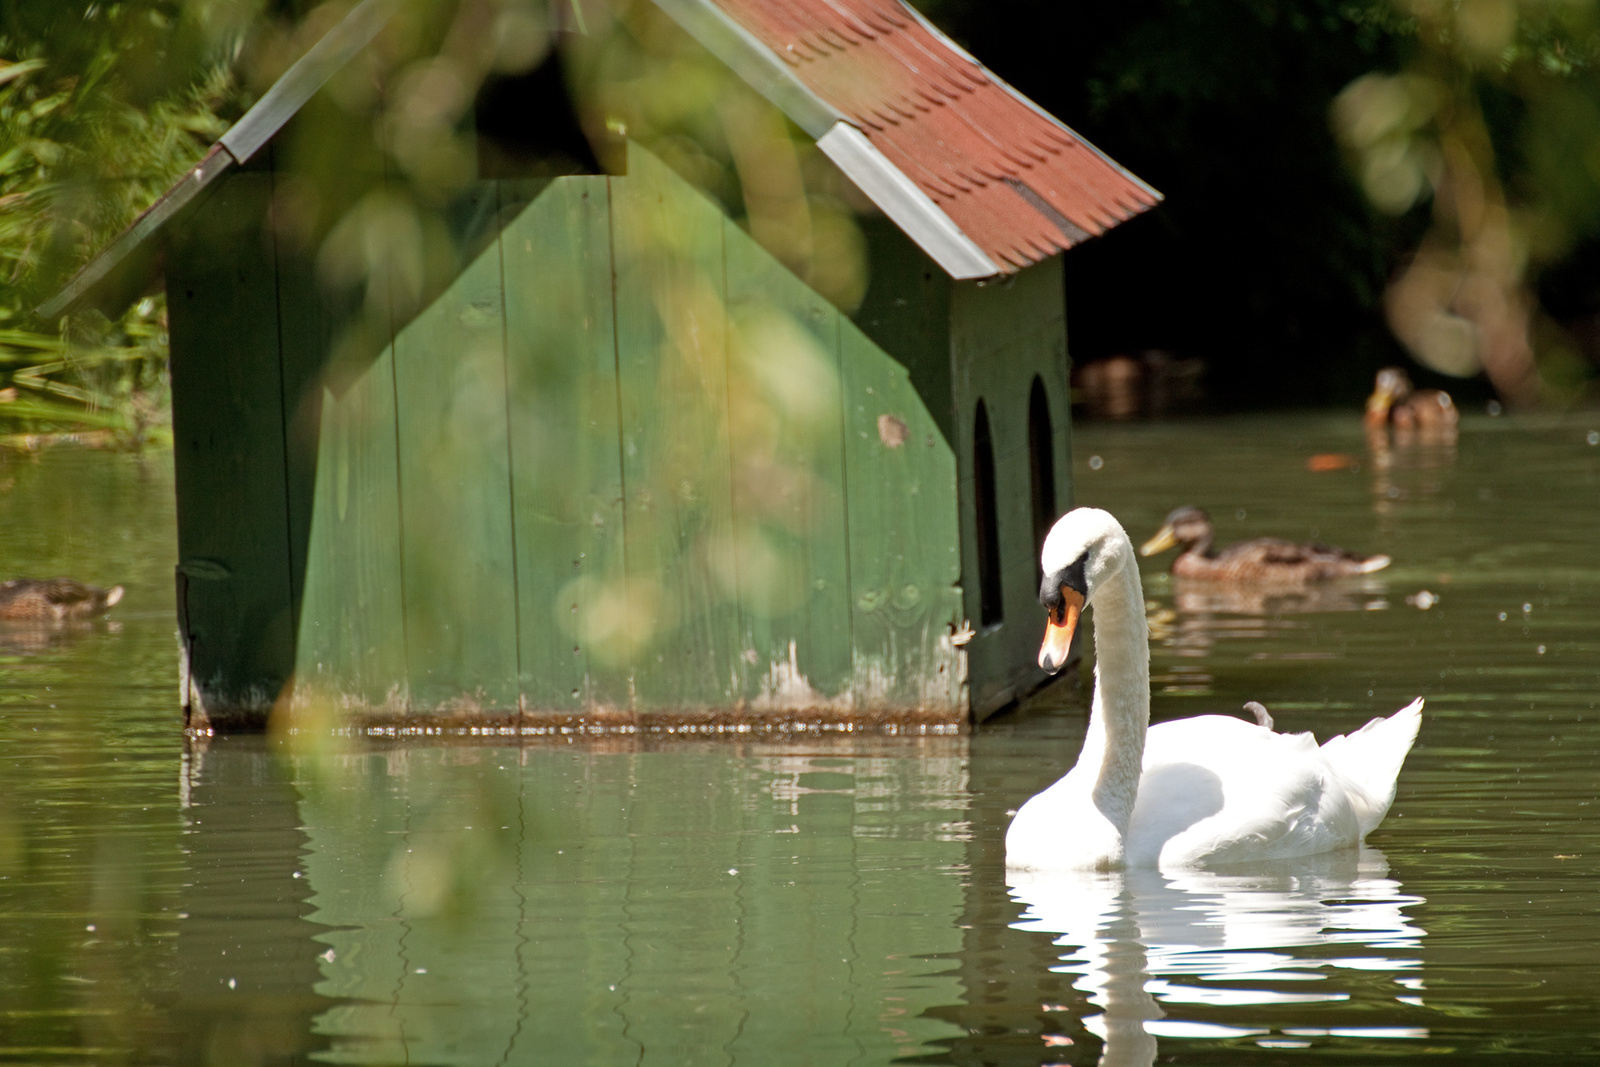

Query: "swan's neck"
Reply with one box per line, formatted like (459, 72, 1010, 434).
(1077, 557, 1150, 843)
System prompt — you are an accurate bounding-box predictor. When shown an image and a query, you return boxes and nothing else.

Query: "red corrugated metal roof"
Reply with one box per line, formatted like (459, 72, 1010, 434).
(713, 0, 1159, 271)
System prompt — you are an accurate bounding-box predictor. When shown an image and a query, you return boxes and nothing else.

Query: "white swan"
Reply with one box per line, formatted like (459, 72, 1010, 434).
(1006, 507, 1422, 872)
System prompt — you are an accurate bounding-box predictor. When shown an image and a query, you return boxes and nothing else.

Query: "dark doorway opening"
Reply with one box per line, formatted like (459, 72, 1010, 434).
(1028, 376, 1057, 579)
(974, 400, 1004, 628)
(475, 47, 603, 178)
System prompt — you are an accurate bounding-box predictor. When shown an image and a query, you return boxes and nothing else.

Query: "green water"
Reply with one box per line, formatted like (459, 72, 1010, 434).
(0, 411, 1597, 1064)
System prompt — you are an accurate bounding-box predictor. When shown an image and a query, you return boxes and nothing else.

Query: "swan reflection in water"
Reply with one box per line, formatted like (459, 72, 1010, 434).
(1008, 848, 1427, 1065)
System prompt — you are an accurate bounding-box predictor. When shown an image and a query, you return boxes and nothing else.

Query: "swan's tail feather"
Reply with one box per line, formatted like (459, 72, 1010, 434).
(1319, 697, 1423, 836)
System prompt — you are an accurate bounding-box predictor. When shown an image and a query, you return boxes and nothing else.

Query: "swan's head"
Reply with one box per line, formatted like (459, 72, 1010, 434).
(1036, 507, 1132, 673)
(1138, 506, 1212, 557)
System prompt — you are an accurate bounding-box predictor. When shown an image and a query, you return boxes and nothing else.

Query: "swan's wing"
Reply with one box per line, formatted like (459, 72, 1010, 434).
(1131, 717, 1361, 867)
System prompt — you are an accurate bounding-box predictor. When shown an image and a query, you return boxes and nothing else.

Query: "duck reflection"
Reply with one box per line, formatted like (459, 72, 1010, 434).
(1368, 430, 1459, 517)
(1008, 848, 1426, 1064)
(0, 617, 123, 656)
(1168, 577, 1386, 618)
(1148, 576, 1389, 671)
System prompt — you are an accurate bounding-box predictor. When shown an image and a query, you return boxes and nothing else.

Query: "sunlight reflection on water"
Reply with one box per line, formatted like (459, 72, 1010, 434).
(1009, 850, 1426, 1063)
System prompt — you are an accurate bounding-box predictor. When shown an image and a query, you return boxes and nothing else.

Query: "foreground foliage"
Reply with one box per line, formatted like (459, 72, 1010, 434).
(4, 0, 1600, 441)
(938, 0, 1600, 407)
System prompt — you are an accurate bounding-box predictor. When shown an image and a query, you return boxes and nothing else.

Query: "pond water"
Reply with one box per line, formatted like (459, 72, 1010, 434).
(0, 410, 1597, 1065)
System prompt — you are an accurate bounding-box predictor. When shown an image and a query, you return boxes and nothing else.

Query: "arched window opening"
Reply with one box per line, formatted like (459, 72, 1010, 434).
(1028, 377, 1057, 578)
(974, 400, 1004, 628)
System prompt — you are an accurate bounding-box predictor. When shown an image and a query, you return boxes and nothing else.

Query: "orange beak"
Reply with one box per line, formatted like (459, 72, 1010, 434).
(1038, 587, 1084, 673)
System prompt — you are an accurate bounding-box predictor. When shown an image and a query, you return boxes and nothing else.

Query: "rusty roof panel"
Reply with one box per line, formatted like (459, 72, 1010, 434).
(716, 0, 1158, 272)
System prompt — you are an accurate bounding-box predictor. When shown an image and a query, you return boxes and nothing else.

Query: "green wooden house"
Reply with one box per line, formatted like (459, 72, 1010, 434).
(44, 0, 1158, 731)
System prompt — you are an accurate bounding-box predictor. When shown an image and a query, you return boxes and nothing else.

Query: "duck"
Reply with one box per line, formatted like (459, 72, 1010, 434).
(0, 578, 124, 622)
(1005, 507, 1422, 871)
(1365, 366, 1458, 431)
(1139, 506, 1390, 583)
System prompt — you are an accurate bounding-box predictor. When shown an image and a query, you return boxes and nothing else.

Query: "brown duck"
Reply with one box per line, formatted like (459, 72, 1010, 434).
(0, 578, 124, 622)
(1139, 507, 1390, 583)
(1365, 367, 1458, 431)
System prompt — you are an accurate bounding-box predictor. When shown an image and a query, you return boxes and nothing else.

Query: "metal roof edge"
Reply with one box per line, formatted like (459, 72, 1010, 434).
(651, 0, 1002, 278)
(650, 0, 843, 139)
(220, 0, 397, 163)
(893, 0, 1163, 204)
(36, 144, 233, 320)
(817, 122, 1000, 280)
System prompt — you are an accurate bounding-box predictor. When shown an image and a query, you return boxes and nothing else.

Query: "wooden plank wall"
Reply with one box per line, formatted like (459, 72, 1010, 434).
(723, 220, 854, 707)
(168, 173, 297, 726)
(292, 338, 407, 710)
(610, 147, 744, 709)
(839, 321, 965, 711)
(499, 176, 629, 711)
(175, 143, 964, 722)
(390, 187, 521, 711)
(275, 221, 408, 713)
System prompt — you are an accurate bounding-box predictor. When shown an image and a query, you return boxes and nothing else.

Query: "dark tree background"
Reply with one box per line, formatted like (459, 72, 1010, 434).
(928, 0, 1491, 408)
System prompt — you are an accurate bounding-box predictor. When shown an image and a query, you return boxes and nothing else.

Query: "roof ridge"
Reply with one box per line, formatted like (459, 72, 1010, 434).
(42, 0, 1159, 316)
